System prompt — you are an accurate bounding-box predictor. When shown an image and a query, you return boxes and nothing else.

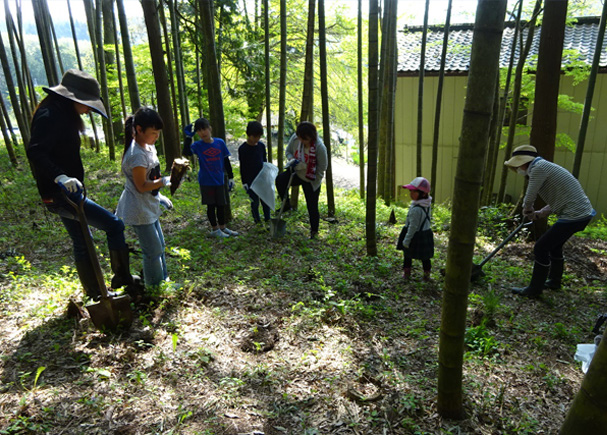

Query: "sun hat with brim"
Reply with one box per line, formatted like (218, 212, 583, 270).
(504, 145, 539, 168)
(402, 176, 431, 193)
(43, 69, 107, 118)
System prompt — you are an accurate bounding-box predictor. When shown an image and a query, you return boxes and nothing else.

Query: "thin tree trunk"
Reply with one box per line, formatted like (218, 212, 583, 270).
(159, 0, 180, 146)
(32, 0, 58, 85)
(318, 0, 334, 217)
(300, 0, 316, 123)
(483, 0, 523, 205)
(431, 0, 452, 199)
(12, 0, 37, 113)
(377, 1, 389, 199)
(0, 93, 17, 166)
(572, 0, 607, 178)
(95, 0, 116, 158)
(357, 0, 365, 198)
(560, 336, 607, 432)
(110, 1, 127, 120)
(366, 0, 379, 256)
(277, 0, 287, 172)
(437, 0, 507, 419)
(168, 0, 189, 128)
(199, 0, 226, 141)
(263, 0, 272, 163)
(497, 0, 541, 203)
(0, 21, 29, 147)
(142, 0, 180, 168)
(4, 1, 30, 124)
(416, 0, 430, 177)
(68, 0, 101, 151)
(46, 0, 65, 74)
(116, 0, 141, 111)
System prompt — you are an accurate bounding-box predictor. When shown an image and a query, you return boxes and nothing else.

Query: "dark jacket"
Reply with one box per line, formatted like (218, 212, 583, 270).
(238, 141, 267, 186)
(27, 96, 84, 201)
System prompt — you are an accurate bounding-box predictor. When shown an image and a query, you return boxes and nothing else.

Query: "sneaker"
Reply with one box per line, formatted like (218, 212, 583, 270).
(221, 227, 239, 236)
(209, 229, 229, 238)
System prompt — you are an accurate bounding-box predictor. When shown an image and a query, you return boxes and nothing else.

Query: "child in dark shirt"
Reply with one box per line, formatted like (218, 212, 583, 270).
(238, 121, 271, 224)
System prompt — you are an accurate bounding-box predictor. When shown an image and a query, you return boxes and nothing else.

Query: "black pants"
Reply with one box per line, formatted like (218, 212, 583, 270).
(404, 255, 431, 272)
(275, 170, 321, 232)
(533, 217, 591, 265)
(207, 204, 226, 227)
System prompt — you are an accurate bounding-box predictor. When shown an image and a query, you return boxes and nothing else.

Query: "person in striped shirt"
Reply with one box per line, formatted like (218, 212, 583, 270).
(504, 145, 595, 298)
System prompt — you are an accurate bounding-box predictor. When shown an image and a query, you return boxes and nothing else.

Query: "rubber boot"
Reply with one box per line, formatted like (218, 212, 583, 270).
(109, 249, 144, 296)
(545, 257, 564, 290)
(512, 262, 550, 298)
(75, 260, 101, 300)
(423, 270, 432, 282)
(403, 267, 411, 280)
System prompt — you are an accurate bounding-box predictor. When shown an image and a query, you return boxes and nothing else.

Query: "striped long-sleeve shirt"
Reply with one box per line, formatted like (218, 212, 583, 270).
(524, 157, 594, 222)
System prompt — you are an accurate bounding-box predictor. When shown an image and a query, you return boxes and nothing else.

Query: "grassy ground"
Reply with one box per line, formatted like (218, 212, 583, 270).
(1, 146, 606, 434)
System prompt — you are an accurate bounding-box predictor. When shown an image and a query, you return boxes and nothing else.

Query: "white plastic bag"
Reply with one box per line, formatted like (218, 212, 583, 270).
(250, 162, 279, 211)
(574, 343, 597, 374)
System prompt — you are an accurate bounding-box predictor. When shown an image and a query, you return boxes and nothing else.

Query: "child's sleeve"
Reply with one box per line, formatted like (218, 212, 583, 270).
(224, 157, 234, 179)
(402, 208, 423, 249)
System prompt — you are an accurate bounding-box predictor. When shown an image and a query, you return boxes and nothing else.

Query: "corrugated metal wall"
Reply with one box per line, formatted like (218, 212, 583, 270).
(394, 74, 607, 216)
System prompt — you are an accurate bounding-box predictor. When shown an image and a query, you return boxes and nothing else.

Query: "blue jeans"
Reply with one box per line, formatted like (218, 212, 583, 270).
(46, 197, 127, 263)
(133, 220, 167, 286)
(247, 188, 271, 223)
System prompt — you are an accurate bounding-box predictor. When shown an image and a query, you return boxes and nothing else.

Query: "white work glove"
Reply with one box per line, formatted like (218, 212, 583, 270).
(161, 176, 171, 187)
(54, 174, 83, 193)
(228, 179, 235, 191)
(158, 193, 173, 210)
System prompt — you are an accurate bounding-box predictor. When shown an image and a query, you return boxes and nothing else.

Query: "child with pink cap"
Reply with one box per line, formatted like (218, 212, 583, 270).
(396, 177, 434, 281)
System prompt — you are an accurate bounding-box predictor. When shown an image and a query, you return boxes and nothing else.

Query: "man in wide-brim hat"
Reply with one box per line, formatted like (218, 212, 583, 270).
(27, 69, 143, 302)
(504, 145, 595, 298)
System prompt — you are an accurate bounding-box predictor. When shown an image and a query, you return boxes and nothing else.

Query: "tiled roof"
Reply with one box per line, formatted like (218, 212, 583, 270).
(398, 16, 607, 74)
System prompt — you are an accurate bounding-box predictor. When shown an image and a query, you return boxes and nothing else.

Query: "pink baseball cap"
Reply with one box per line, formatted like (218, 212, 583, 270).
(402, 177, 431, 193)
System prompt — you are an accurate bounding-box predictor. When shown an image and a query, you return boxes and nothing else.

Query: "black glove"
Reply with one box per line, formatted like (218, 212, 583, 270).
(182, 136, 193, 157)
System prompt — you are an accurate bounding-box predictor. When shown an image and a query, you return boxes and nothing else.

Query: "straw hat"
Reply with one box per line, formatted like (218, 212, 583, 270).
(402, 176, 431, 193)
(43, 69, 107, 118)
(504, 145, 539, 168)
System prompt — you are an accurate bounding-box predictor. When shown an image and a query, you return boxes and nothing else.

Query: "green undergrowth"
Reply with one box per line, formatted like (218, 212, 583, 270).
(1, 145, 606, 434)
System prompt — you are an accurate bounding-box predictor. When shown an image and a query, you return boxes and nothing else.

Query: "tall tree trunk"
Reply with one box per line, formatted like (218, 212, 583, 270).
(0, 21, 29, 147)
(277, 0, 287, 171)
(110, 1, 127, 120)
(10, 0, 37, 113)
(437, 0, 507, 419)
(357, 0, 365, 198)
(142, 0, 180, 169)
(318, 0, 334, 217)
(529, 0, 567, 236)
(416, 0, 430, 177)
(431, 0, 452, 199)
(95, 0, 117, 159)
(68, 0, 101, 151)
(168, 0, 189, 128)
(380, 0, 397, 205)
(300, 0, 316, 123)
(83, 0, 100, 85)
(572, 0, 607, 178)
(116, 0, 141, 111)
(32, 0, 59, 85)
(483, 0, 523, 205)
(560, 337, 607, 432)
(0, 93, 17, 166)
(263, 0, 272, 163)
(159, 0, 180, 146)
(199, 0, 226, 141)
(497, 0, 541, 203)
(377, 1, 389, 199)
(4, 1, 30, 124)
(366, 0, 379, 256)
